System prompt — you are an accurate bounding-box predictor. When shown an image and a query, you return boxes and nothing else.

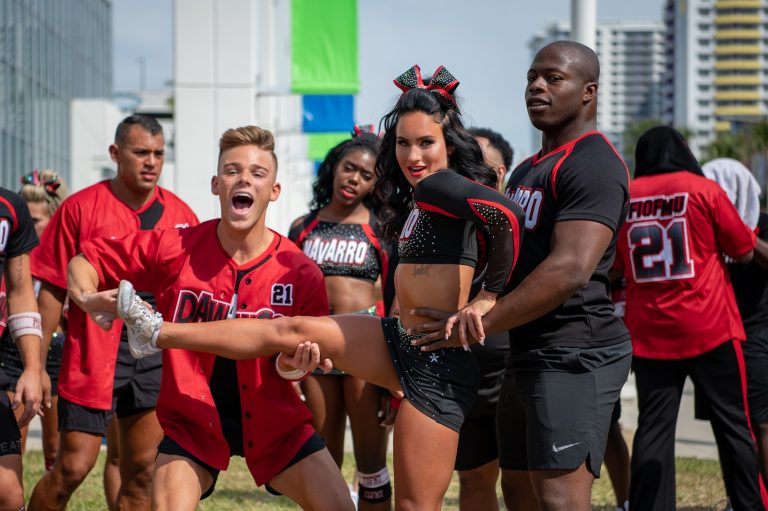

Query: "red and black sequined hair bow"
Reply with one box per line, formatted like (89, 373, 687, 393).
(393, 64, 460, 113)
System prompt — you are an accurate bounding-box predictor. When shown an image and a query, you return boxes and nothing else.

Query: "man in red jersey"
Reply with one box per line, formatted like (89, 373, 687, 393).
(414, 41, 632, 511)
(28, 115, 199, 511)
(66, 125, 352, 510)
(615, 126, 764, 511)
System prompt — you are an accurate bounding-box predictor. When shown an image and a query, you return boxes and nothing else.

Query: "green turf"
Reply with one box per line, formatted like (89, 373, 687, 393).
(21, 450, 728, 510)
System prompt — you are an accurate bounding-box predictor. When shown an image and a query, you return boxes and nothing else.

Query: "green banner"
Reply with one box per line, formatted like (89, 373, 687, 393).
(291, 0, 359, 94)
(307, 133, 350, 161)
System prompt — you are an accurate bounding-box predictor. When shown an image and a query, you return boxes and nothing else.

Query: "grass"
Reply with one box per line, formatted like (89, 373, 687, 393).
(21, 450, 729, 510)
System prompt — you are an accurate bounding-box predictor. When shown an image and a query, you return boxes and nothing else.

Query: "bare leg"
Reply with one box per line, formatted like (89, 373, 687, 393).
(103, 418, 120, 511)
(0, 454, 24, 511)
(158, 315, 401, 390)
(116, 409, 163, 510)
(42, 395, 60, 471)
(530, 464, 594, 511)
(151, 454, 211, 511)
(29, 430, 102, 510)
(302, 375, 346, 467)
(345, 376, 391, 511)
(604, 421, 630, 509)
(393, 400, 458, 510)
(458, 460, 500, 511)
(268, 448, 355, 511)
(501, 469, 539, 511)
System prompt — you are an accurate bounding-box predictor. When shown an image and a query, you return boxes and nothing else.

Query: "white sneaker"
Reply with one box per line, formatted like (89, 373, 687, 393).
(117, 280, 163, 359)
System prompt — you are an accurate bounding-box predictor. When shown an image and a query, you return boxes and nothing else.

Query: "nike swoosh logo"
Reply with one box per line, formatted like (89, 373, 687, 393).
(552, 442, 581, 453)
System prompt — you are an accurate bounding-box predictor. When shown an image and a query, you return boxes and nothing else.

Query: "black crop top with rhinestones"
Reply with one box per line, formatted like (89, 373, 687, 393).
(289, 212, 388, 284)
(398, 169, 524, 294)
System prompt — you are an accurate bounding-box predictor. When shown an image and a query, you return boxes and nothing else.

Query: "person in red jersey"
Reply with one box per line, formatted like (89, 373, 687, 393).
(104, 66, 525, 510)
(411, 41, 632, 511)
(28, 115, 199, 511)
(614, 126, 765, 511)
(0, 187, 43, 511)
(68, 125, 354, 510)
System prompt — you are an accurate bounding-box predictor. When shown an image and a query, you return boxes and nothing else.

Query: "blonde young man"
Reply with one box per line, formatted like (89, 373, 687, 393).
(67, 126, 352, 510)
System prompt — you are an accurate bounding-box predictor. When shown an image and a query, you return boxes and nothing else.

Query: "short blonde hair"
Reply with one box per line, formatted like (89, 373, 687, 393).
(19, 169, 69, 217)
(218, 125, 278, 172)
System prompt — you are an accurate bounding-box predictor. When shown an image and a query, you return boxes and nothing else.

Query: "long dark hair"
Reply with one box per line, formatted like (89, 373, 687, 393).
(373, 88, 495, 241)
(308, 133, 382, 211)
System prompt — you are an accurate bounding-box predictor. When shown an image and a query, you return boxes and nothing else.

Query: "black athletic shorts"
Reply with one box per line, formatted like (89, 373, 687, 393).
(382, 317, 480, 432)
(454, 332, 507, 471)
(0, 391, 21, 457)
(0, 331, 65, 394)
(158, 432, 326, 500)
(497, 340, 631, 477)
(58, 368, 158, 436)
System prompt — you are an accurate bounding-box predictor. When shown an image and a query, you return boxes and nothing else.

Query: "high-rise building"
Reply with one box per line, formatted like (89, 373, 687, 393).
(529, 20, 666, 156)
(663, 0, 768, 155)
(0, 0, 111, 189)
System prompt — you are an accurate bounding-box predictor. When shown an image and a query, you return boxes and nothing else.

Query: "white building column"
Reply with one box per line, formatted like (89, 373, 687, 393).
(571, 0, 596, 50)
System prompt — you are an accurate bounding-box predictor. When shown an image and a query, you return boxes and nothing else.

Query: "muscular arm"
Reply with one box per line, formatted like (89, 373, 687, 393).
(6, 253, 42, 425)
(483, 220, 614, 333)
(413, 219, 615, 348)
(67, 254, 118, 330)
(38, 281, 66, 365)
(753, 238, 768, 270)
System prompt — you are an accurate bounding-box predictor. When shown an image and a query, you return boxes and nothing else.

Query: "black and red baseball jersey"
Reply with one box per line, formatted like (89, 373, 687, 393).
(0, 188, 38, 389)
(288, 211, 389, 284)
(80, 220, 329, 485)
(616, 171, 755, 359)
(504, 132, 630, 352)
(31, 181, 198, 410)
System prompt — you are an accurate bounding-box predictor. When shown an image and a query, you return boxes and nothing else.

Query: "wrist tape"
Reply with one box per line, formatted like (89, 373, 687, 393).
(8, 312, 43, 342)
(274, 353, 309, 381)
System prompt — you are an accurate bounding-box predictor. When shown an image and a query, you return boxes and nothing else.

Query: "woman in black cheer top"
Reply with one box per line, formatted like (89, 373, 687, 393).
(288, 132, 393, 509)
(111, 65, 525, 510)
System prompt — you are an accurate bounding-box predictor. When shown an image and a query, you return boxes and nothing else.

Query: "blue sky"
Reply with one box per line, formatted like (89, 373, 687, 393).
(113, 0, 667, 157)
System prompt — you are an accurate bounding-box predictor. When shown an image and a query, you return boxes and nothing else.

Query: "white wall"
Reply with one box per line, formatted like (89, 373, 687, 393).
(69, 99, 125, 193)
(173, 0, 313, 235)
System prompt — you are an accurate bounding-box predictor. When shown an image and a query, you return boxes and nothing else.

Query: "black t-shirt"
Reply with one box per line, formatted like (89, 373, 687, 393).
(729, 212, 768, 334)
(0, 188, 39, 389)
(504, 132, 630, 352)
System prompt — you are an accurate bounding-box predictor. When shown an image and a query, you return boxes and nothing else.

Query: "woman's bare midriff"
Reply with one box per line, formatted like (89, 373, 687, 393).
(324, 276, 377, 314)
(396, 263, 475, 329)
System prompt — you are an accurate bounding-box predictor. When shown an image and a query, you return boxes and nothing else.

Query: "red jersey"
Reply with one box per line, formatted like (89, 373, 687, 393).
(616, 171, 755, 359)
(80, 220, 329, 484)
(31, 181, 198, 409)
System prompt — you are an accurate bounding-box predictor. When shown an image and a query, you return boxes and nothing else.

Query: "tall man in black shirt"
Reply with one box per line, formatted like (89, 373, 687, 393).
(414, 41, 631, 511)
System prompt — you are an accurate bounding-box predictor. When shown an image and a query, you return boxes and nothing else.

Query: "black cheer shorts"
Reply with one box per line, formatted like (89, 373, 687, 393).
(381, 317, 480, 432)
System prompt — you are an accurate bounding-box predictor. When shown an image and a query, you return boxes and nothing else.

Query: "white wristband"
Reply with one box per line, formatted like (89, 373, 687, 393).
(275, 353, 308, 381)
(8, 312, 43, 342)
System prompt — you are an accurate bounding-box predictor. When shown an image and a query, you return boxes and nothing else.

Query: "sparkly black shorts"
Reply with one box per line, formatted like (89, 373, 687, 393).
(381, 317, 480, 432)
